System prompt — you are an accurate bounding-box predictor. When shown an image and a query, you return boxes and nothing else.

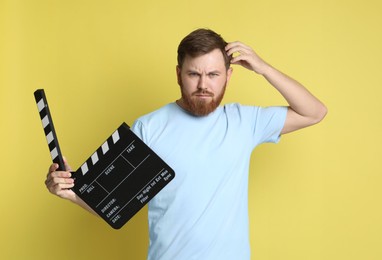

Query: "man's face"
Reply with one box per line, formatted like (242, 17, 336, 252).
(176, 48, 233, 116)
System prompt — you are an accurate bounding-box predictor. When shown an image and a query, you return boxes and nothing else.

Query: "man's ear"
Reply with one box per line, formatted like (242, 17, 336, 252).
(226, 67, 233, 85)
(176, 65, 182, 85)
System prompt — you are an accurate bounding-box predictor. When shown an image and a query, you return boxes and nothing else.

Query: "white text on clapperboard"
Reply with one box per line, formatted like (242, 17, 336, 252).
(136, 170, 172, 203)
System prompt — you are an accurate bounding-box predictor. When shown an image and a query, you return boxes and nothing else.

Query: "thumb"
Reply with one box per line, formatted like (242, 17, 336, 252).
(63, 156, 72, 171)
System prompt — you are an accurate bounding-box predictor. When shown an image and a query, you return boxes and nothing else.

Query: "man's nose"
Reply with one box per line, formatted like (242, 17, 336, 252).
(197, 75, 207, 90)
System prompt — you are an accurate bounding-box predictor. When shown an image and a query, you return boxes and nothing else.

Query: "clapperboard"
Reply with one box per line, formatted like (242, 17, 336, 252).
(34, 89, 175, 229)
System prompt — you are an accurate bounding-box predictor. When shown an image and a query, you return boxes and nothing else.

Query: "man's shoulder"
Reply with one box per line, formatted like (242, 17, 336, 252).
(222, 103, 287, 124)
(222, 103, 261, 114)
(134, 103, 176, 124)
(223, 103, 286, 114)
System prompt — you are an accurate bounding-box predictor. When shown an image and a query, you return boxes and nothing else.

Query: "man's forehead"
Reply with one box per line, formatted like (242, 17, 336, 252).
(182, 49, 226, 70)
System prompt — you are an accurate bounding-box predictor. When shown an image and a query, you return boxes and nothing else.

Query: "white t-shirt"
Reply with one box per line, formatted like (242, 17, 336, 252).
(132, 102, 287, 260)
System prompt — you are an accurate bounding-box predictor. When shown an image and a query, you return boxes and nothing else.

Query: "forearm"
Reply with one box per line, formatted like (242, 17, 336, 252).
(226, 41, 327, 133)
(261, 64, 327, 123)
(71, 195, 98, 216)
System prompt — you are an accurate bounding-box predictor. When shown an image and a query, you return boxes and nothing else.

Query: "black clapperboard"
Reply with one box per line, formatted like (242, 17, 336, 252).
(34, 89, 175, 229)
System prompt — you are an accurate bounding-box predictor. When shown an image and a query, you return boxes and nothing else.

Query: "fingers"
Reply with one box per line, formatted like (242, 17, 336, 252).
(45, 170, 72, 184)
(46, 156, 72, 174)
(225, 41, 268, 74)
(45, 156, 77, 201)
(45, 171, 74, 190)
(225, 41, 255, 66)
(48, 163, 59, 177)
(225, 41, 253, 57)
(45, 165, 75, 199)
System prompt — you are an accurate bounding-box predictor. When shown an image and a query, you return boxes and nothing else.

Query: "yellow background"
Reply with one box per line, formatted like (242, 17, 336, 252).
(1, 0, 381, 259)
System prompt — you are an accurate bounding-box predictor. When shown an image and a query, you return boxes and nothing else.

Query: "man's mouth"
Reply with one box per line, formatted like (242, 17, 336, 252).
(193, 91, 214, 98)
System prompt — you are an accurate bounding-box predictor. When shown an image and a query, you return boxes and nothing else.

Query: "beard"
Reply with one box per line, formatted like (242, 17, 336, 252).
(179, 82, 227, 117)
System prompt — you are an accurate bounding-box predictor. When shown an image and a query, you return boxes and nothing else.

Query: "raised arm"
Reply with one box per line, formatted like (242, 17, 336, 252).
(225, 41, 327, 134)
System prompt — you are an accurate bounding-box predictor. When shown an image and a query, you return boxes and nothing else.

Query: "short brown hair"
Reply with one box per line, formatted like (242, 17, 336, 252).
(177, 28, 231, 69)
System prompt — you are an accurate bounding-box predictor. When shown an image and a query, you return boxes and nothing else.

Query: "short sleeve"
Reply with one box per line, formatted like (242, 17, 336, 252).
(253, 106, 288, 145)
(131, 120, 146, 143)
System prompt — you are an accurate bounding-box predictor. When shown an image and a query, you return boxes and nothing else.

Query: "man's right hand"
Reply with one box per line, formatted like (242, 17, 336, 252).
(44, 158, 98, 215)
(45, 158, 76, 202)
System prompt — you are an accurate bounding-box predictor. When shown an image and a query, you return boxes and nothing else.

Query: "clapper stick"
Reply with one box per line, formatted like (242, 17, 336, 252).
(34, 89, 66, 171)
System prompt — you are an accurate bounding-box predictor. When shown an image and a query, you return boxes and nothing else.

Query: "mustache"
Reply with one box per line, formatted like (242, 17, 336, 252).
(192, 90, 214, 97)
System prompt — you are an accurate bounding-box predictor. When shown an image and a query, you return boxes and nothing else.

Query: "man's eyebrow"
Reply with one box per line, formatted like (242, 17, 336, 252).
(186, 69, 222, 74)
(185, 69, 201, 74)
(207, 70, 221, 74)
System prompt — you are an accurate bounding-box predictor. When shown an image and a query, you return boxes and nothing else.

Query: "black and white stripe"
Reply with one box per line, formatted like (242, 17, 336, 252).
(34, 89, 65, 170)
(78, 128, 121, 175)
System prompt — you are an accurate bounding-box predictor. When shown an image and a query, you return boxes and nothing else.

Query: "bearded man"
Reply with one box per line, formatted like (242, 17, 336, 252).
(45, 28, 327, 260)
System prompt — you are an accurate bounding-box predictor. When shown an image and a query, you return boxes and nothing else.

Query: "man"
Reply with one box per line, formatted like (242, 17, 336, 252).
(45, 29, 327, 259)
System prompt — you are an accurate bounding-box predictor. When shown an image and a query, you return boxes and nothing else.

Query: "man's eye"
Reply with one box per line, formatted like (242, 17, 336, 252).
(189, 73, 199, 77)
(208, 73, 219, 77)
